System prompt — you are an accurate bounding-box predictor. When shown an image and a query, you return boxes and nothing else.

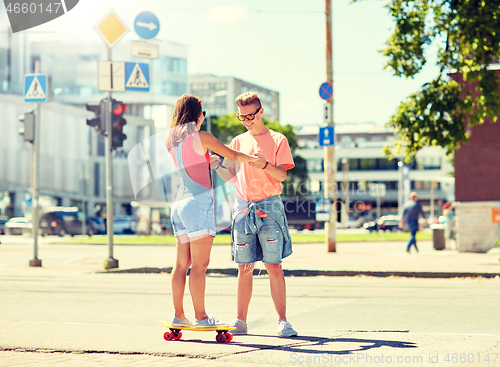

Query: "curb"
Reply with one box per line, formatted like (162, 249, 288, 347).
(102, 267, 500, 279)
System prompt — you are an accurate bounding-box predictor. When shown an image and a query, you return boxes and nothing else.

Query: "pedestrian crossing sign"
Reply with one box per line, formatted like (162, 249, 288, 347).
(24, 74, 47, 102)
(125, 62, 150, 92)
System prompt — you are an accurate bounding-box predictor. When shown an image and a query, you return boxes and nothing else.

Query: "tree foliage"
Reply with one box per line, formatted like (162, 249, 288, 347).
(355, 0, 500, 161)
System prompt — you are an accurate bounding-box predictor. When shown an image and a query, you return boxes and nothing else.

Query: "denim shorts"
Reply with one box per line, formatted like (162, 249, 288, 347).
(171, 190, 216, 239)
(232, 214, 284, 264)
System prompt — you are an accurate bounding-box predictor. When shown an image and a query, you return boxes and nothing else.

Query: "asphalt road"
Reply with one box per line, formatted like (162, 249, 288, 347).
(1, 270, 499, 366)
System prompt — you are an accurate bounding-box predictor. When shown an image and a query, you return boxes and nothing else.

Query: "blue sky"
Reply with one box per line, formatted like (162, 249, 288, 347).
(4, 0, 440, 127)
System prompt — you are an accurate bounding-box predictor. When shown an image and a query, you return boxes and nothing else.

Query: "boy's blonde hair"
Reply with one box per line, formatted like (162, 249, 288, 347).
(235, 92, 262, 109)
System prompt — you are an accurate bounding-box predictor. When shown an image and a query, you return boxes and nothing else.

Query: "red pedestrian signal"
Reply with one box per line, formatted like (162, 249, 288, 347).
(111, 100, 127, 150)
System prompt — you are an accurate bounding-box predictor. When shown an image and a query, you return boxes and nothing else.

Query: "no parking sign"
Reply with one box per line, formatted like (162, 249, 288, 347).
(319, 81, 333, 100)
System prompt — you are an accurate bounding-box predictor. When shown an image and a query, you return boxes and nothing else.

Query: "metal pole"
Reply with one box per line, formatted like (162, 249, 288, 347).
(29, 60, 42, 267)
(81, 165, 86, 236)
(376, 195, 381, 220)
(430, 181, 434, 223)
(325, 0, 337, 252)
(398, 161, 403, 217)
(104, 48, 118, 269)
(341, 158, 349, 229)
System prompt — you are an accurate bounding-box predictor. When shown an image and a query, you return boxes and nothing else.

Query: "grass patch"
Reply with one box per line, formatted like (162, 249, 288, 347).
(53, 231, 432, 246)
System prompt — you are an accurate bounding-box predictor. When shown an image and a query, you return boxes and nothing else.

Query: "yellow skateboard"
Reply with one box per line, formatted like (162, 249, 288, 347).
(161, 321, 236, 343)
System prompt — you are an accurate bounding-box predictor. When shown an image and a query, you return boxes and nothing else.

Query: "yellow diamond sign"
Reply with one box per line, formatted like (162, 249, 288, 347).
(94, 9, 129, 49)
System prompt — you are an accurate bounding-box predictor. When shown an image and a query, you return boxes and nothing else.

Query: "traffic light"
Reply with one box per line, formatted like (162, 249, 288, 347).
(111, 99, 127, 150)
(19, 111, 35, 143)
(86, 99, 106, 135)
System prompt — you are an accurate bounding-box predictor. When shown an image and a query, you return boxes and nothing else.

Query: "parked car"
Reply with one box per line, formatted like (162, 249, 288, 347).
(363, 215, 402, 233)
(4, 217, 32, 235)
(39, 207, 94, 237)
(88, 216, 106, 234)
(112, 215, 136, 234)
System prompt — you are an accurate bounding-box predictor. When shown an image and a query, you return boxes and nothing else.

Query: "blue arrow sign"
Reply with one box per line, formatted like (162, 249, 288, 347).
(319, 126, 335, 146)
(319, 81, 333, 101)
(125, 62, 150, 91)
(134, 11, 160, 40)
(24, 74, 47, 103)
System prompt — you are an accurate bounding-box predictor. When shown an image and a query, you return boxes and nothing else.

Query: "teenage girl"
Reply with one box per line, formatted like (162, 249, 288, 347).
(166, 94, 257, 328)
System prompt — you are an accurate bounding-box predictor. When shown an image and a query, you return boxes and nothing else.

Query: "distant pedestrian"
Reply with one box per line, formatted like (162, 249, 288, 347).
(442, 202, 455, 250)
(400, 192, 428, 253)
(166, 94, 258, 329)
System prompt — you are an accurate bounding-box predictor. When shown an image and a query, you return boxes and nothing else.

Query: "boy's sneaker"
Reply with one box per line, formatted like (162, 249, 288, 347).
(277, 320, 298, 337)
(193, 316, 229, 329)
(171, 316, 192, 327)
(229, 319, 248, 335)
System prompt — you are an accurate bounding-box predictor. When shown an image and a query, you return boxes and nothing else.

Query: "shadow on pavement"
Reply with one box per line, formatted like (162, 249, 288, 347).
(174, 334, 418, 356)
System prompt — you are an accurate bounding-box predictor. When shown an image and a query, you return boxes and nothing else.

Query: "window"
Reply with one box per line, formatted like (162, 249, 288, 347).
(412, 181, 441, 190)
(378, 158, 398, 170)
(307, 159, 323, 173)
(359, 158, 377, 170)
(416, 157, 441, 170)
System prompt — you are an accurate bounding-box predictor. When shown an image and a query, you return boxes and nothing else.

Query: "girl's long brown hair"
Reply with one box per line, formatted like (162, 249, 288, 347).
(166, 94, 203, 150)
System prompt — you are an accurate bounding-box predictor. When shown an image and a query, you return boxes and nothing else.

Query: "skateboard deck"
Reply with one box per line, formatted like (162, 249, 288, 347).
(161, 321, 236, 343)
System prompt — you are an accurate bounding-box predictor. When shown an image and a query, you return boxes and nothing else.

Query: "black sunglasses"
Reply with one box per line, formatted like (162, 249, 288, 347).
(237, 107, 261, 122)
(202, 110, 206, 117)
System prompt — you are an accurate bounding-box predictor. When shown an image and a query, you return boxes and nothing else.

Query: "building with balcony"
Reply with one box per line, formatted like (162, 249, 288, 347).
(294, 123, 455, 221)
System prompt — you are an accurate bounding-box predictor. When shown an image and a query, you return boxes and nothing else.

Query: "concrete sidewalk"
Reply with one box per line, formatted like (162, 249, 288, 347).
(0, 235, 499, 277)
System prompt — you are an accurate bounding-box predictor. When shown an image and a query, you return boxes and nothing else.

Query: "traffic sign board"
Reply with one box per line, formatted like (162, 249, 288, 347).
(319, 126, 334, 146)
(98, 61, 125, 92)
(319, 81, 333, 100)
(125, 62, 150, 92)
(134, 11, 160, 40)
(94, 9, 129, 49)
(131, 41, 159, 59)
(24, 74, 47, 103)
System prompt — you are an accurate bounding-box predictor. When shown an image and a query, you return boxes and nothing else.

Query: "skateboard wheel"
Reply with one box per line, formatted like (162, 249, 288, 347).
(174, 331, 182, 340)
(164, 332, 175, 341)
(216, 333, 227, 343)
(225, 332, 233, 342)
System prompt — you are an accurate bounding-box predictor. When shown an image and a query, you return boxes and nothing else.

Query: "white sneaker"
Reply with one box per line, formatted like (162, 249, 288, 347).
(229, 319, 248, 335)
(193, 316, 229, 329)
(171, 316, 192, 327)
(277, 320, 298, 337)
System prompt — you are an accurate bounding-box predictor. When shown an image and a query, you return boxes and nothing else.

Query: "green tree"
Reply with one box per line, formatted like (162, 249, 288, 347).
(356, 0, 500, 161)
(209, 114, 308, 197)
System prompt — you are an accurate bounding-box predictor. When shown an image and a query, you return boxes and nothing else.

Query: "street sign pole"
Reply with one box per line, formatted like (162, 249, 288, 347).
(377, 195, 381, 220)
(30, 60, 42, 267)
(105, 47, 118, 269)
(325, 0, 337, 252)
(94, 9, 128, 269)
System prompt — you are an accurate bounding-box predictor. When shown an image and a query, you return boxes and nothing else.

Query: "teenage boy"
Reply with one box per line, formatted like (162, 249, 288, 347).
(213, 92, 297, 337)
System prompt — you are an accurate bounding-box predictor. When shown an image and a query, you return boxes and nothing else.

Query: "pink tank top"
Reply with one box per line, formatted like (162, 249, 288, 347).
(181, 132, 211, 189)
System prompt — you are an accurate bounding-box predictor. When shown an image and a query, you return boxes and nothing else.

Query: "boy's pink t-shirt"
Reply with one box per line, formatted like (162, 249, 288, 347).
(229, 130, 294, 216)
